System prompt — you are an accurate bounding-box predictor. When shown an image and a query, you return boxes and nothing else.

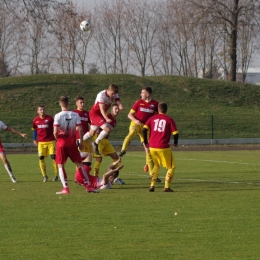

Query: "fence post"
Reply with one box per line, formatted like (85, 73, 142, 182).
(211, 115, 214, 139)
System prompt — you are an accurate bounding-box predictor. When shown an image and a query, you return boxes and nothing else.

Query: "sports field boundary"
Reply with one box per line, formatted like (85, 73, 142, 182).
(3, 137, 260, 148)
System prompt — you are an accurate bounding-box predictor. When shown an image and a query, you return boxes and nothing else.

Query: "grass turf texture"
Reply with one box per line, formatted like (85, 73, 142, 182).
(0, 150, 259, 259)
(1, 74, 260, 142)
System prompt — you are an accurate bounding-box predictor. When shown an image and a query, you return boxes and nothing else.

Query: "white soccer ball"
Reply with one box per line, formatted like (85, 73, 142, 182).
(80, 20, 91, 32)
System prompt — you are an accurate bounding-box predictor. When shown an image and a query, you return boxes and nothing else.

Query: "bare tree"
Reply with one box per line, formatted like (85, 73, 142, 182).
(124, 0, 158, 76)
(189, 0, 260, 81)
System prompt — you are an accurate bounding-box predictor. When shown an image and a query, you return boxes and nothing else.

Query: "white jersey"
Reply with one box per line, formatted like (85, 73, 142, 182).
(0, 121, 8, 131)
(54, 111, 81, 146)
(90, 90, 120, 114)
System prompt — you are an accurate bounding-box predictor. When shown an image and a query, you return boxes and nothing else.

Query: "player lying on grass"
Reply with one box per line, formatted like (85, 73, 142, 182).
(74, 158, 124, 192)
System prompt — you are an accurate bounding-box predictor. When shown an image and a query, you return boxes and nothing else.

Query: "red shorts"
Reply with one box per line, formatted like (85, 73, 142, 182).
(75, 166, 94, 187)
(0, 142, 4, 153)
(56, 143, 82, 164)
(89, 111, 106, 127)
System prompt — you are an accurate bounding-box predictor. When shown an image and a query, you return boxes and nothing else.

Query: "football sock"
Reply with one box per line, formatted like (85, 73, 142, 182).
(150, 165, 159, 187)
(83, 132, 91, 141)
(93, 160, 101, 176)
(121, 129, 136, 151)
(52, 159, 58, 176)
(95, 130, 108, 144)
(78, 166, 90, 185)
(165, 168, 174, 189)
(39, 159, 46, 176)
(58, 167, 68, 188)
(146, 152, 154, 176)
(4, 163, 14, 178)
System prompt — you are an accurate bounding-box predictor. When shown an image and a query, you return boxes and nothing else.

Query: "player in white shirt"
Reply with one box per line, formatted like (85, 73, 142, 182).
(53, 96, 97, 194)
(83, 84, 123, 155)
(0, 121, 27, 182)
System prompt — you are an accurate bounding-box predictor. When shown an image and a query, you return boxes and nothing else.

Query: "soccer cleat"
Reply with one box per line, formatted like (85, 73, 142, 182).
(86, 185, 99, 193)
(118, 150, 126, 157)
(52, 176, 59, 182)
(10, 176, 17, 183)
(149, 186, 155, 192)
(113, 178, 125, 185)
(56, 187, 70, 194)
(143, 164, 148, 172)
(43, 175, 48, 182)
(92, 142, 101, 155)
(149, 176, 162, 183)
(164, 187, 174, 192)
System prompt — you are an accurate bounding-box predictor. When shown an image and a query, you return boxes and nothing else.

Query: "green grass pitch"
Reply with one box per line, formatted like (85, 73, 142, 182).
(0, 150, 259, 260)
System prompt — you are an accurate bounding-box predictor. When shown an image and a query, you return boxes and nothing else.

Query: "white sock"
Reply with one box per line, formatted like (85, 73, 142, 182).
(4, 164, 13, 178)
(58, 167, 68, 188)
(95, 130, 108, 144)
(83, 132, 91, 141)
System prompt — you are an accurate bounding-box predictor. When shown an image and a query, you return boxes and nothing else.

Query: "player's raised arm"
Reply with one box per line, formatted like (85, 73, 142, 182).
(7, 127, 27, 138)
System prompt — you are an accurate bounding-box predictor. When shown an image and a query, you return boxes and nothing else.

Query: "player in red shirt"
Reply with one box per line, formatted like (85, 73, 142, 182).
(119, 86, 159, 180)
(83, 84, 123, 155)
(0, 120, 27, 182)
(32, 105, 58, 182)
(53, 96, 96, 194)
(92, 104, 125, 185)
(73, 96, 92, 167)
(75, 158, 124, 190)
(143, 102, 178, 192)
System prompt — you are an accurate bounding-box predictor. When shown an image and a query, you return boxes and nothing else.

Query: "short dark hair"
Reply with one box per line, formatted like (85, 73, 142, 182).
(158, 102, 167, 113)
(142, 86, 152, 94)
(111, 103, 119, 108)
(59, 96, 69, 106)
(75, 96, 84, 101)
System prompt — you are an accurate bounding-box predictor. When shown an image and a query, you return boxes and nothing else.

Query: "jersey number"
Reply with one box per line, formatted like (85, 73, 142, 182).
(153, 119, 166, 132)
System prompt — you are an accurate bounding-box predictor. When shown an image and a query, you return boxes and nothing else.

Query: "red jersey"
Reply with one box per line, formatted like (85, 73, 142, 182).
(73, 109, 90, 138)
(90, 90, 120, 116)
(144, 113, 178, 148)
(32, 115, 55, 142)
(131, 99, 158, 124)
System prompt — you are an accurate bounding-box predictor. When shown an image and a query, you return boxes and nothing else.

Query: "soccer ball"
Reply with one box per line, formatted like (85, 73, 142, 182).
(80, 20, 91, 32)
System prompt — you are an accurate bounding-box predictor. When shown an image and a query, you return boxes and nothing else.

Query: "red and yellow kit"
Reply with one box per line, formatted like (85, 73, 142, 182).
(131, 99, 159, 124)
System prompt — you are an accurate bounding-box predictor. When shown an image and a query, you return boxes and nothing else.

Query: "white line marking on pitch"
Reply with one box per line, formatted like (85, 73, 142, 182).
(129, 154, 260, 166)
(124, 173, 260, 185)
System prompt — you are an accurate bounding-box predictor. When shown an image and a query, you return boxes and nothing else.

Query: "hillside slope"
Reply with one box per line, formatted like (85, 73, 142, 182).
(0, 74, 260, 142)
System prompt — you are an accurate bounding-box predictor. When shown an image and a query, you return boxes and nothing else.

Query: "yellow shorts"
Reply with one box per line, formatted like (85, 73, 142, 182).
(93, 138, 116, 158)
(38, 140, 56, 157)
(129, 121, 148, 143)
(150, 147, 175, 169)
(77, 139, 91, 153)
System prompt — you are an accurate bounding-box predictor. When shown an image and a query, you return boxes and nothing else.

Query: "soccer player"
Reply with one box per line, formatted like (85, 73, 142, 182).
(32, 105, 59, 182)
(0, 121, 27, 182)
(75, 158, 124, 190)
(53, 96, 94, 194)
(142, 102, 178, 192)
(83, 84, 123, 155)
(118, 86, 159, 179)
(93, 103, 125, 185)
(73, 96, 92, 167)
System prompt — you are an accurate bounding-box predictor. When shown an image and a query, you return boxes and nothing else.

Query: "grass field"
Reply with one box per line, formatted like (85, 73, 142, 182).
(0, 149, 259, 259)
